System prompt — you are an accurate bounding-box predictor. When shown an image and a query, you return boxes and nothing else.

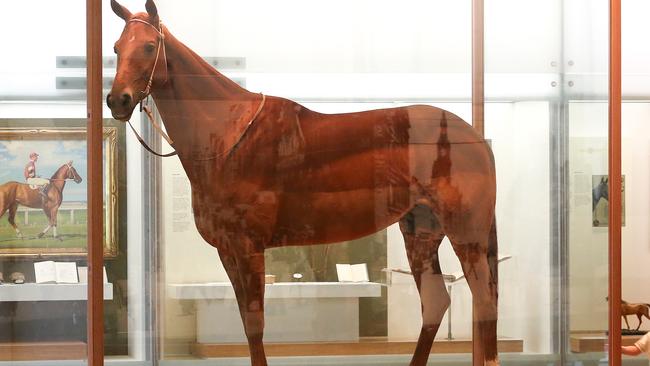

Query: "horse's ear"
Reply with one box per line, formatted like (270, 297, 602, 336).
(145, 0, 159, 24)
(68, 160, 73, 166)
(111, 0, 133, 22)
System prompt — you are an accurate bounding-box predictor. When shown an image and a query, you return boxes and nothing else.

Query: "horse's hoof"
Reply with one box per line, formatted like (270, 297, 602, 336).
(37, 233, 44, 238)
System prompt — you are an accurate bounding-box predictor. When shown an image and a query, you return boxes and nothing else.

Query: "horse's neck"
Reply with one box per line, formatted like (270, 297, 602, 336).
(50, 168, 67, 190)
(151, 30, 258, 159)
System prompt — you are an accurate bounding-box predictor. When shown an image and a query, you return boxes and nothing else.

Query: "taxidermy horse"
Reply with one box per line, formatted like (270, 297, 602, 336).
(622, 300, 650, 331)
(0, 162, 83, 239)
(107, 1, 499, 365)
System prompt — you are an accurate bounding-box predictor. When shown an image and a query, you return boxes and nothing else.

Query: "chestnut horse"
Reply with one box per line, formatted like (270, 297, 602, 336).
(0, 162, 83, 239)
(107, 2, 499, 365)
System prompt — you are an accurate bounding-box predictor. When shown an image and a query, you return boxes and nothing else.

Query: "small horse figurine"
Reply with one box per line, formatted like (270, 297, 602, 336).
(0, 161, 83, 239)
(107, 2, 499, 365)
(622, 300, 650, 331)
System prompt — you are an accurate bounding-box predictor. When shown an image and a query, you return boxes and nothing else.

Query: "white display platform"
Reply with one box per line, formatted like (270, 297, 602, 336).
(0, 283, 113, 302)
(168, 282, 382, 343)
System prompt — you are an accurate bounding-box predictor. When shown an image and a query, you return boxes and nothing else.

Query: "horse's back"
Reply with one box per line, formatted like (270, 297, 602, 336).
(261, 100, 496, 246)
(272, 101, 494, 192)
(0, 181, 20, 194)
(0, 181, 42, 209)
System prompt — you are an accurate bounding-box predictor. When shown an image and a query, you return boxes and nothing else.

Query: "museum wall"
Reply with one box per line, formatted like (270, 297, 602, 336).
(153, 0, 558, 355)
(569, 102, 650, 332)
(619, 103, 650, 332)
(159, 101, 553, 353)
(4, 0, 650, 362)
(386, 102, 551, 352)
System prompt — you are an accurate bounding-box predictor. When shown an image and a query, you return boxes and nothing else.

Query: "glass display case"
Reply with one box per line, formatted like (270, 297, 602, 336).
(0, 0, 645, 365)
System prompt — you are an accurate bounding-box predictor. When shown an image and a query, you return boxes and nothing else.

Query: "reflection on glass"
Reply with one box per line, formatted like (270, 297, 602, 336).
(106, 0, 504, 365)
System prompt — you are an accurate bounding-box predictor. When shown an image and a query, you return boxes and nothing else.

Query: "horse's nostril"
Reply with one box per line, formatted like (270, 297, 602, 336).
(106, 93, 113, 108)
(121, 93, 132, 107)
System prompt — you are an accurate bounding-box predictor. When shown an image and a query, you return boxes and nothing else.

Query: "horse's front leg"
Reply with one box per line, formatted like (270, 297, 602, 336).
(50, 207, 60, 239)
(38, 208, 53, 238)
(623, 315, 630, 330)
(220, 241, 268, 366)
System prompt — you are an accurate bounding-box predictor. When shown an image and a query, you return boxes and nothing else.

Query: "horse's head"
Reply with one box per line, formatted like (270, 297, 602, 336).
(600, 177, 609, 200)
(65, 161, 83, 184)
(107, 0, 166, 121)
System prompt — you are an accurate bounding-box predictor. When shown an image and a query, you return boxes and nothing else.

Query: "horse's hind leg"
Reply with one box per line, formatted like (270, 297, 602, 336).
(399, 204, 450, 366)
(7, 203, 23, 239)
(0, 204, 7, 221)
(449, 216, 499, 366)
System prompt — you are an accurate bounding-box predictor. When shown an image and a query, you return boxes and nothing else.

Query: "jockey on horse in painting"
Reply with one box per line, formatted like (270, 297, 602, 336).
(24, 152, 50, 199)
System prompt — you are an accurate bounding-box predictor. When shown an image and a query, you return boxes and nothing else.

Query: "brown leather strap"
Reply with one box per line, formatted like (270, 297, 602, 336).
(127, 120, 178, 157)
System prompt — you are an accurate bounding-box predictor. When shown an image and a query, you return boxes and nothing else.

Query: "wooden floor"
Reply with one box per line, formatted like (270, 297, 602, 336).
(570, 333, 641, 353)
(193, 337, 524, 358)
(0, 341, 86, 361)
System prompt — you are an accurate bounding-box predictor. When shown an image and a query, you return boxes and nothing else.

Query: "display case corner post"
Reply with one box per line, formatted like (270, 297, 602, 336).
(608, 0, 622, 365)
(87, 0, 104, 364)
(472, 0, 485, 138)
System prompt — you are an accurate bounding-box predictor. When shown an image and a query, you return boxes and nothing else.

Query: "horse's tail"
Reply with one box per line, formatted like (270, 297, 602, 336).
(488, 216, 498, 286)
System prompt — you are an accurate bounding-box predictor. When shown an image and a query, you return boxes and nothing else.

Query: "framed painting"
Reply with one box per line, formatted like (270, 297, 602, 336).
(0, 127, 118, 257)
(592, 174, 625, 227)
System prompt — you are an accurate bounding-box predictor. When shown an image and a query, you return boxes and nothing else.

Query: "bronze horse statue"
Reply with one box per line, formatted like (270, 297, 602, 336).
(107, 1, 499, 365)
(0, 161, 83, 240)
(622, 300, 650, 331)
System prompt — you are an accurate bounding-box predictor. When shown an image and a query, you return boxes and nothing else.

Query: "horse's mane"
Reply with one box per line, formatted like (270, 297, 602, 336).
(158, 22, 247, 96)
(50, 163, 70, 180)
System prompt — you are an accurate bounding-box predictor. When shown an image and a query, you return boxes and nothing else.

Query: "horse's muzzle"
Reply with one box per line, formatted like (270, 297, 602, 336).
(107, 92, 135, 121)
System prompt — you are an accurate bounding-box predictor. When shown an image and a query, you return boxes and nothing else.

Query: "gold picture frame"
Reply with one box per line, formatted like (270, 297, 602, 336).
(0, 127, 118, 257)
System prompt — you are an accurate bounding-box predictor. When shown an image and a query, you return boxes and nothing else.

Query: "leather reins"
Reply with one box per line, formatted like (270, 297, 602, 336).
(124, 18, 177, 157)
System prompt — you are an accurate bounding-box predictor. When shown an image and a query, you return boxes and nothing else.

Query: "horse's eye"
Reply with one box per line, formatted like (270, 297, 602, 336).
(145, 43, 156, 54)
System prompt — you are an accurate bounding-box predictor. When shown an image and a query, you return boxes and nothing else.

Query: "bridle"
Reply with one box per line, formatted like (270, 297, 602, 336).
(128, 18, 168, 98)
(118, 18, 267, 160)
(123, 18, 177, 157)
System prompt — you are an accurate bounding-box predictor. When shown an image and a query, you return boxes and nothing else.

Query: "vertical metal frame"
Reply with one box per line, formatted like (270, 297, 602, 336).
(472, 0, 485, 137)
(608, 0, 622, 364)
(142, 100, 163, 362)
(87, 0, 104, 364)
(472, 0, 484, 362)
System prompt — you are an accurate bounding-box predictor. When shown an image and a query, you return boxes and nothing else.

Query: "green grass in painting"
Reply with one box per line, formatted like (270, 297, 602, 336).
(0, 210, 87, 249)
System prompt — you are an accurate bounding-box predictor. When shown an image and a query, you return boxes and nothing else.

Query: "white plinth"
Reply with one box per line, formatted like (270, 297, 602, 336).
(168, 282, 382, 343)
(0, 283, 113, 302)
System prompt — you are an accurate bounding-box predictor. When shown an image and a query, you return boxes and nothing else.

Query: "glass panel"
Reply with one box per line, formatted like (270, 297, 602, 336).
(621, 0, 650, 364)
(103, 1, 613, 366)
(0, 0, 95, 364)
(564, 0, 610, 364)
(484, 1, 562, 362)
